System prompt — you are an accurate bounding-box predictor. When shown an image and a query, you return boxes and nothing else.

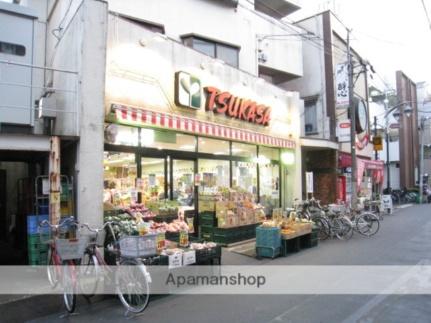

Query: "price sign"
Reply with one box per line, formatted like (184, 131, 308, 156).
(179, 230, 189, 247)
(156, 232, 165, 252)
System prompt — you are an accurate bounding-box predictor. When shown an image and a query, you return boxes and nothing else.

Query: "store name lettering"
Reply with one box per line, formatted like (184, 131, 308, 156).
(204, 87, 271, 126)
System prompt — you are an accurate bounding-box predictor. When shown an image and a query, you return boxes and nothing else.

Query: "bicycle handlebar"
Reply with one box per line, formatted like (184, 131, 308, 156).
(38, 216, 78, 229)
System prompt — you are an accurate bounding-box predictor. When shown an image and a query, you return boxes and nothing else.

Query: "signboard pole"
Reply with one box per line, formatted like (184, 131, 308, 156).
(49, 136, 61, 225)
(347, 30, 358, 208)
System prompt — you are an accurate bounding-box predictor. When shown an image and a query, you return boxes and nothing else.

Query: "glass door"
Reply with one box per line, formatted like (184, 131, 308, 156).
(172, 159, 196, 208)
(140, 157, 167, 203)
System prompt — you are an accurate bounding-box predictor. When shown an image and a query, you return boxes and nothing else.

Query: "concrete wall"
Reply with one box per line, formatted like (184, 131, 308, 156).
(106, 0, 303, 78)
(43, 0, 108, 225)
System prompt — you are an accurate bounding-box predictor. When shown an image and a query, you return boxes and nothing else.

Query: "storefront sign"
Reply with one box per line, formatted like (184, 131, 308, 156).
(204, 87, 271, 126)
(381, 195, 393, 214)
(336, 120, 351, 142)
(373, 135, 383, 151)
(335, 63, 349, 108)
(175, 71, 202, 109)
(306, 172, 314, 194)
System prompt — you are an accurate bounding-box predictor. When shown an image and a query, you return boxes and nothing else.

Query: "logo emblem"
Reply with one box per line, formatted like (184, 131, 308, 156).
(175, 71, 201, 109)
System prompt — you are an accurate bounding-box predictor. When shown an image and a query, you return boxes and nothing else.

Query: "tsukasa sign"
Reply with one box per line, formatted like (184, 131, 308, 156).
(204, 87, 271, 126)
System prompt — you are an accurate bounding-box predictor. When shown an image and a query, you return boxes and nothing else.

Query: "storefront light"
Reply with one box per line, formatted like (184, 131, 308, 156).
(281, 151, 295, 165)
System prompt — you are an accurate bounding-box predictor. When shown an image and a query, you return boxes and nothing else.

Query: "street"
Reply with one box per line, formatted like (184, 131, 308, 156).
(8, 204, 429, 323)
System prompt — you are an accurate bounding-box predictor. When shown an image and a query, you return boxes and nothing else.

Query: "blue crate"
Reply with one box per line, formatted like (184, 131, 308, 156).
(27, 214, 49, 234)
(256, 246, 280, 259)
(256, 226, 281, 249)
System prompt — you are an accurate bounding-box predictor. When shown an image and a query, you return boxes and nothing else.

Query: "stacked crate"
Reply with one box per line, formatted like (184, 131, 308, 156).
(255, 226, 281, 258)
(27, 214, 49, 265)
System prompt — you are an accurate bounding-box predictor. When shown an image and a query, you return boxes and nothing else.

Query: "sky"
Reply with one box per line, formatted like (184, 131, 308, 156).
(288, 0, 431, 92)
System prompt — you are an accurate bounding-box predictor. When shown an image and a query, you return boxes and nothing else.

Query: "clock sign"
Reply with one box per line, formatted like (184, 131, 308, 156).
(355, 98, 368, 134)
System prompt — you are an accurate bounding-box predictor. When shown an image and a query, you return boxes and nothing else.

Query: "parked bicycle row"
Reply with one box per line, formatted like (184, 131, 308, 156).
(37, 216, 222, 316)
(291, 198, 382, 241)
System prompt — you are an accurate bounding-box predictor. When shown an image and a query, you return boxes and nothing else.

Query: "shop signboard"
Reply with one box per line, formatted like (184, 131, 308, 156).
(204, 86, 271, 126)
(335, 63, 349, 108)
(175, 71, 202, 109)
(381, 195, 393, 214)
(336, 120, 351, 142)
(306, 172, 314, 194)
(373, 135, 383, 151)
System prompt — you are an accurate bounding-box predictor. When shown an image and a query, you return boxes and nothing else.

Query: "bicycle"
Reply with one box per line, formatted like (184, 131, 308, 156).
(346, 208, 380, 237)
(78, 221, 152, 314)
(39, 217, 87, 313)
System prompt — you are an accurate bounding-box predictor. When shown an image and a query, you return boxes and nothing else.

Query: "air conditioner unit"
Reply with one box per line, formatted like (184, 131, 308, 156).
(38, 96, 57, 119)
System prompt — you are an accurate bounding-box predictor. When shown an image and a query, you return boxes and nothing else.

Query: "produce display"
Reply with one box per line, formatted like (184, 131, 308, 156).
(260, 210, 313, 237)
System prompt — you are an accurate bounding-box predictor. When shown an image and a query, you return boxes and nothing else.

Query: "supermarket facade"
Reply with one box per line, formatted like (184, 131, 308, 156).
(102, 15, 303, 223)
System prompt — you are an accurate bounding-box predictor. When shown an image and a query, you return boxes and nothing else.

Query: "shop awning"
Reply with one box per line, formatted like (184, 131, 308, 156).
(339, 152, 384, 170)
(111, 104, 296, 149)
(339, 152, 385, 186)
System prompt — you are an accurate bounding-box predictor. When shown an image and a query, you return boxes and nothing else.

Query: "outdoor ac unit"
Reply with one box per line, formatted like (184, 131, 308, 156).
(38, 96, 57, 119)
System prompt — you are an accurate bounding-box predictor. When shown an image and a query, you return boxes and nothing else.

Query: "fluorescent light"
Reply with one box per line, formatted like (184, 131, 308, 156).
(232, 148, 243, 153)
(281, 152, 295, 165)
(179, 145, 195, 150)
(213, 151, 227, 155)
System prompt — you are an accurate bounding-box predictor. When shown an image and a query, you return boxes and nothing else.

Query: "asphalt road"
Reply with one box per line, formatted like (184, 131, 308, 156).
(20, 205, 431, 322)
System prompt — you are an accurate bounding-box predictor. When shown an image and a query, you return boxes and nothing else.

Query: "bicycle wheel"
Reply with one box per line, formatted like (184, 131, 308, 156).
(78, 251, 100, 299)
(334, 218, 353, 241)
(313, 217, 330, 240)
(116, 258, 150, 313)
(47, 247, 59, 288)
(356, 213, 380, 237)
(63, 260, 77, 313)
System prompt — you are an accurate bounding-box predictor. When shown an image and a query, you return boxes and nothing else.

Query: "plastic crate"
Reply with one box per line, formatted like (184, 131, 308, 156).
(256, 246, 280, 259)
(27, 214, 49, 235)
(27, 234, 49, 252)
(119, 234, 158, 258)
(28, 249, 48, 265)
(281, 237, 301, 256)
(201, 231, 214, 241)
(199, 212, 216, 227)
(256, 226, 281, 248)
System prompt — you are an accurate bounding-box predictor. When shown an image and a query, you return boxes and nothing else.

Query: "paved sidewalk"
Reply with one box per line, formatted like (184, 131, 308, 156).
(3, 204, 431, 322)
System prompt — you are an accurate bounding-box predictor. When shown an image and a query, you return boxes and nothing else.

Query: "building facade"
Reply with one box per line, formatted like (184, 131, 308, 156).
(0, 0, 305, 262)
(285, 10, 382, 204)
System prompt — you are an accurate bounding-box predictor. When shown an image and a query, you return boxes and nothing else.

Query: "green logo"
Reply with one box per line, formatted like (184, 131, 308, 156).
(175, 71, 201, 109)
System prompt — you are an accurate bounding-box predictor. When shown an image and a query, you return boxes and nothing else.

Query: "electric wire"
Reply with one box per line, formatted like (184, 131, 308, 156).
(421, 0, 431, 30)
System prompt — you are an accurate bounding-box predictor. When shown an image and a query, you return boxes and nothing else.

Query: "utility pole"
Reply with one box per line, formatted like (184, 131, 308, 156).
(347, 29, 357, 208)
(374, 116, 378, 160)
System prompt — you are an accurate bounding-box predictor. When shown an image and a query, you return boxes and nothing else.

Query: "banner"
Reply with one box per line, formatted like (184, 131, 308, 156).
(335, 63, 349, 108)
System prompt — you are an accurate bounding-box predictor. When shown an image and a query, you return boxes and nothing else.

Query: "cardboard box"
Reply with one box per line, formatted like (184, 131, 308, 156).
(183, 250, 196, 265)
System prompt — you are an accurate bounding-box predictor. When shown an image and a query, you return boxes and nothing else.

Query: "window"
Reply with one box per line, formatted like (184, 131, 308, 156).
(141, 157, 166, 201)
(259, 163, 280, 215)
(105, 124, 139, 146)
(0, 41, 25, 56)
(259, 146, 279, 161)
(232, 142, 257, 158)
(199, 159, 230, 193)
(182, 35, 239, 68)
(140, 129, 196, 152)
(304, 98, 318, 135)
(232, 161, 258, 201)
(198, 137, 230, 155)
(103, 152, 138, 207)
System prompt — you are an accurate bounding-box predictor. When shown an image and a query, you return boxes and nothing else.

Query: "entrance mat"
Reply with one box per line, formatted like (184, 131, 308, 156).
(228, 241, 256, 258)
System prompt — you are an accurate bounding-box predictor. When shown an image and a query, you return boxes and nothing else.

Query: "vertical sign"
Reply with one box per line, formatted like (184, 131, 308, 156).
(306, 172, 314, 194)
(336, 63, 349, 108)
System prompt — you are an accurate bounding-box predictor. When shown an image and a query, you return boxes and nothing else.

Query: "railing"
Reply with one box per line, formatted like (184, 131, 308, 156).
(0, 59, 79, 136)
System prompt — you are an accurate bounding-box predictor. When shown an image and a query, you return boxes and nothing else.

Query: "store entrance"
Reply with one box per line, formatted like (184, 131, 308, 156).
(171, 159, 196, 208)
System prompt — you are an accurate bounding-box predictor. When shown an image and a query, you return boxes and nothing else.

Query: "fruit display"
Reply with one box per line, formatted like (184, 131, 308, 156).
(149, 219, 189, 233)
(189, 242, 217, 250)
